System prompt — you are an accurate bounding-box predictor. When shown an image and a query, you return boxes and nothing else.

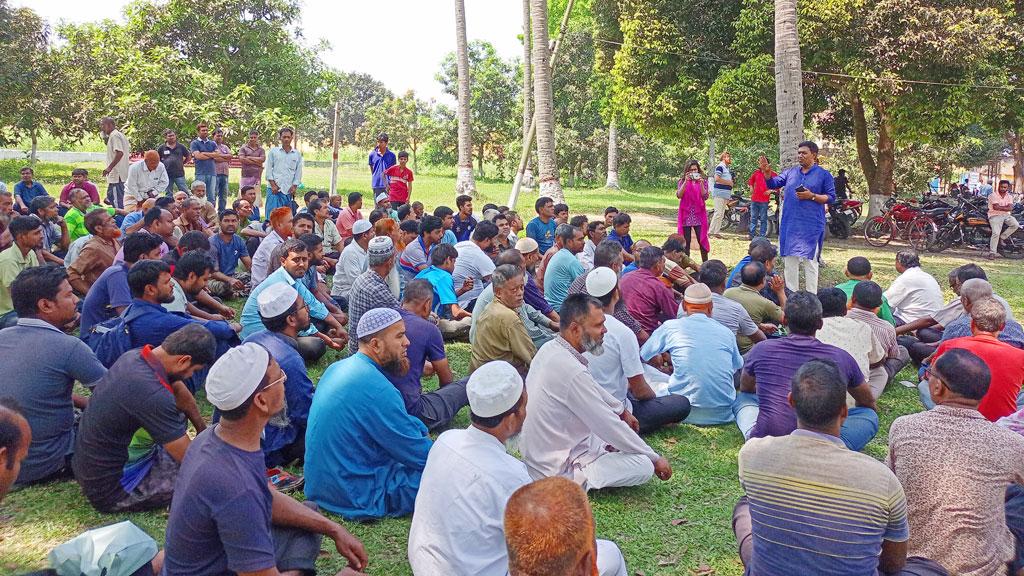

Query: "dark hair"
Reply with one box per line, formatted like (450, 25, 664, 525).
(999, 179, 1012, 188)
(955, 263, 987, 284)
(493, 212, 509, 225)
(173, 250, 215, 280)
(852, 281, 883, 309)
(749, 241, 777, 263)
(397, 150, 409, 159)
(933, 348, 990, 400)
(303, 191, 318, 204)
(260, 298, 299, 332)
(612, 213, 631, 227)
(19, 166, 32, 174)
(29, 195, 55, 215)
(483, 203, 498, 213)
(535, 197, 553, 212)
(559, 293, 601, 332)
(0, 398, 25, 470)
(307, 199, 324, 215)
(122, 232, 164, 264)
(554, 203, 569, 215)
(433, 205, 454, 219)
(662, 238, 685, 253)
(555, 224, 577, 244)
(594, 239, 624, 268)
(178, 231, 211, 252)
(11, 266, 68, 317)
(846, 256, 872, 277)
(785, 291, 823, 335)
(8, 216, 41, 238)
(399, 219, 419, 234)
(569, 215, 588, 229)
(470, 391, 526, 428)
(368, 209, 385, 224)
(218, 208, 239, 222)
(128, 260, 171, 298)
(154, 197, 174, 210)
(419, 215, 443, 236)
(817, 287, 848, 318)
(347, 192, 362, 206)
(740, 261, 766, 286)
(430, 242, 459, 266)
(896, 249, 920, 269)
(71, 168, 88, 177)
(279, 238, 308, 260)
(604, 206, 618, 216)
(637, 246, 664, 270)
(791, 359, 846, 428)
(83, 209, 110, 235)
(403, 278, 435, 304)
(587, 220, 603, 235)
(377, 132, 389, 141)
(472, 220, 499, 242)
(397, 204, 412, 220)
(162, 324, 217, 368)
(143, 207, 165, 227)
(240, 184, 256, 195)
(698, 259, 728, 289)
(456, 195, 472, 209)
(292, 212, 314, 226)
(298, 232, 322, 251)
(797, 140, 819, 154)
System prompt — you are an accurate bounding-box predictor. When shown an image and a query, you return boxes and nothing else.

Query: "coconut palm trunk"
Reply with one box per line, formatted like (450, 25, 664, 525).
(606, 115, 620, 189)
(530, 0, 564, 202)
(454, 0, 477, 196)
(774, 0, 804, 169)
(521, 0, 534, 188)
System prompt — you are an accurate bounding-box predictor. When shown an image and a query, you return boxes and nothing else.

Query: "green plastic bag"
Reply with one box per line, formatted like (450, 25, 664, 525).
(48, 520, 157, 576)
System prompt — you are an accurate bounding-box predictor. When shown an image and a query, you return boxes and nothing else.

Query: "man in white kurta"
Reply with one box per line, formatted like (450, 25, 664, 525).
(520, 293, 672, 491)
(408, 360, 627, 576)
(123, 151, 169, 212)
(331, 220, 373, 304)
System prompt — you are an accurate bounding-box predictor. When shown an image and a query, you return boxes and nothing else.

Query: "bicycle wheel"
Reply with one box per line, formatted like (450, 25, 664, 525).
(863, 217, 893, 247)
(907, 218, 933, 251)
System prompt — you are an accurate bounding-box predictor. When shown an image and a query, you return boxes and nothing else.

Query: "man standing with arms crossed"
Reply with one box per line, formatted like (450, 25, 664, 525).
(266, 127, 303, 216)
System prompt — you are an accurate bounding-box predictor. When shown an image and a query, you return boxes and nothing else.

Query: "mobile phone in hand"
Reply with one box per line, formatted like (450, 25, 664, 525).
(796, 185, 809, 193)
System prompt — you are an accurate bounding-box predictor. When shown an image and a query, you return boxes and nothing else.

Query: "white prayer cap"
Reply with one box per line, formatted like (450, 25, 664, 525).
(357, 307, 402, 339)
(467, 361, 524, 418)
(353, 219, 373, 235)
(515, 237, 539, 254)
(206, 343, 270, 411)
(375, 192, 389, 204)
(684, 282, 713, 305)
(257, 282, 299, 319)
(585, 267, 617, 298)
(367, 235, 395, 258)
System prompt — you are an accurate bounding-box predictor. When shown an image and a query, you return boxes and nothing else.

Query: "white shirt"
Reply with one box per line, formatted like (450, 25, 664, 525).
(883, 266, 944, 323)
(408, 426, 531, 576)
(452, 240, 495, 308)
(124, 160, 169, 210)
(816, 316, 885, 379)
(250, 230, 284, 287)
(521, 338, 659, 483)
(166, 278, 188, 313)
(578, 238, 597, 271)
(584, 315, 644, 408)
(332, 240, 368, 298)
(105, 129, 130, 184)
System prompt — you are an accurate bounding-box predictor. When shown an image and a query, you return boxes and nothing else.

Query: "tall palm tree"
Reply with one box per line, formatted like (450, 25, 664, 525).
(774, 0, 804, 168)
(530, 0, 564, 202)
(605, 115, 619, 189)
(454, 0, 477, 196)
(521, 0, 533, 188)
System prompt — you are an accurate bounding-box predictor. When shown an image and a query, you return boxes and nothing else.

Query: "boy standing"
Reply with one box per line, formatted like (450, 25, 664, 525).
(384, 151, 414, 210)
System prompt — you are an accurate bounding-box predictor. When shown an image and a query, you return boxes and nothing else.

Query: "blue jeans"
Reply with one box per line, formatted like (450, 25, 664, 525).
(734, 392, 879, 451)
(194, 173, 216, 204)
(749, 201, 768, 237)
(165, 176, 188, 195)
(214, 173, 229, 212)
(733, 392, 760, 439)
(917, 380, 935, 410)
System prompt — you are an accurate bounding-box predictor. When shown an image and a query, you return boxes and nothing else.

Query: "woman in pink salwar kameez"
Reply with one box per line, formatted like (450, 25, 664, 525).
(677, 160, 711, 260)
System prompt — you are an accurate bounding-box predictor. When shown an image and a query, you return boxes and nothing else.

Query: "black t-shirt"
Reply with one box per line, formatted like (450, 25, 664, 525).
(157, 143, 190, 179)
(834, 175, 849, 200)
(72, 347, 186, 510)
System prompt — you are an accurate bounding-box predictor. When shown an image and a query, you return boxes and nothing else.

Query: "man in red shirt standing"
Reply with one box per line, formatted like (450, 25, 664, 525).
(384, 151, 414, 211)
(926, 297, 1024, 421)
(746, 155, 777, 240)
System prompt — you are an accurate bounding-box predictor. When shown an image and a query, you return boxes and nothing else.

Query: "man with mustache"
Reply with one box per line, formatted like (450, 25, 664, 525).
(304, 307, 432, 520)
(67, 209, 122, 296)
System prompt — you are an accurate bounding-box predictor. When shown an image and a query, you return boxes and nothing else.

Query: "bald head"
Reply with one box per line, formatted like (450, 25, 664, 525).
(505, 477, 596, 576)
(0, 400, 31, 503)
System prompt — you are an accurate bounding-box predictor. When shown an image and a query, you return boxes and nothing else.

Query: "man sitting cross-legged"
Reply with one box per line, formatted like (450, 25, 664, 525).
(937, 277, 1024, 348)
(408, 361, 628, 576)
(834, 256, 896, 324)
(470, 264, 537, 376)
(641, 283, 744, 430)
(471, 249, 557, 350)
(848, 281, 911, 398)
(890, 348, 1024, 576)
(162, 343, 368, 576)
(73, 324, 215, 513)
(737, 290, 879, 450)
(389, 279, 469, 432)
(723, 260, 785, 354)
(585, 267, 691, 434)
(415, 242, 474, 339)
(733, 359, 947, 576)
(305, 308, 433, 520)
(521, 293, 672, 490)
(348, 236, 402, 339)
(207, 208, 252, 298)
(81, 232, 165, 335)
(619, 245, 678, 334)
(816, 287, 885, 384)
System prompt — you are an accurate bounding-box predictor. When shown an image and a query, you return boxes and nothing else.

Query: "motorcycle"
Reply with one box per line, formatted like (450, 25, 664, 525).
(826, 202, 851, 239)
(834, 198, 863, 228)
(921, 197, 1024, 258)
(713, 193, 752, 232)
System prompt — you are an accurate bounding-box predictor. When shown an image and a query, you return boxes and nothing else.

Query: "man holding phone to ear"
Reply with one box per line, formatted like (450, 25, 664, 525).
(762, 141, 835, 293)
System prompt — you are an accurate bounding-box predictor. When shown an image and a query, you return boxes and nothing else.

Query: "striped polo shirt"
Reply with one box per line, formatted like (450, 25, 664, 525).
(738, 430, 909, 575)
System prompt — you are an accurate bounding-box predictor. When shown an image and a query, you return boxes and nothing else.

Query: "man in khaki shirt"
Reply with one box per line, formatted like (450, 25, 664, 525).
(724, 261, 785, 353)
(469, 264, 536, 376)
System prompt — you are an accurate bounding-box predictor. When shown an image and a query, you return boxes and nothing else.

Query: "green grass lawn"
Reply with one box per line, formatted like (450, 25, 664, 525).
(2, 159, 1023, 575)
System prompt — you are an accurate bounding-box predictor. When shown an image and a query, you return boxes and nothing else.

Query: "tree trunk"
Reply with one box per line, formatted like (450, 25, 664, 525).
(531, 0, 564, 202)
(872, 101, 896, 202)
(774, 0, 804, 169)
(478, 142, 486, 179)
(454, 0, 478, 197)
(851, 94, 882, 216)
(29, 128, 38, 166)
(522, 0, 534, 188)
(1010, 130, 1024, 194)
(605, 115, 620, 189)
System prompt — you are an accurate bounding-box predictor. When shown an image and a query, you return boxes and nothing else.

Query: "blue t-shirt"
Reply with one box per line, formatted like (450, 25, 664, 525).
(543, 249, 585, 311)
(211, 234, 248, 275)
(369, 148, 397, 189)
(119, 211, 144, 233)
(415, 266, 459, 317)
(441, 229, 458, 246)
(526, 216, 558, 254)
(607, 229, 633, 253)
(387, 310, 447, 416)
(244, 330, 313, 458)
(162, 427, 275, 575)
(451, 214, 477, 243)
(80, 264, 133, 334)
(14, 181, 48, 206)
(190, 138, 218, 176)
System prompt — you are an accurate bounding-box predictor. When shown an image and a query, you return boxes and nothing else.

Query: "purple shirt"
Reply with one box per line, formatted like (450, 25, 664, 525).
(619, 268, 678, 333)
(523, 272, 554, 316)
(215, 143, 231, 176)
(387, 310, 447, 416)
(744, 334, 864, 438)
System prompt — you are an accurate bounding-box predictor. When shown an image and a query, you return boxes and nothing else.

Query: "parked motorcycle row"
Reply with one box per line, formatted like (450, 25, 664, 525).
(711, 191, 862, 240)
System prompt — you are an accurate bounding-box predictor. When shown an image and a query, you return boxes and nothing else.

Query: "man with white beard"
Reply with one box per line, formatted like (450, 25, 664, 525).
(520, 293, 674, 491)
